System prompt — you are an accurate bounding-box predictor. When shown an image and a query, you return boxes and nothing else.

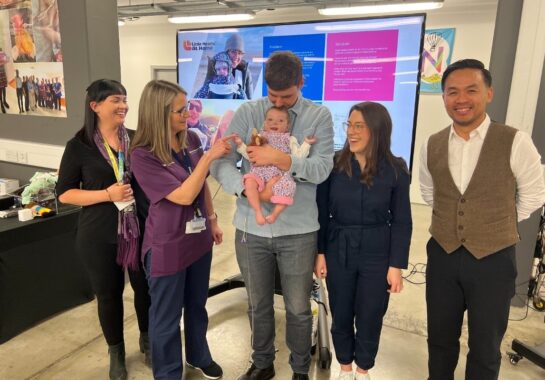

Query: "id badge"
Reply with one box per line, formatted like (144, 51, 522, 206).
(185, 216, 206, 234)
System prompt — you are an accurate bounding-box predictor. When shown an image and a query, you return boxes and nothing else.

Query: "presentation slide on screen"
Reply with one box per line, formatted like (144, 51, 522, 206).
(177, 15, 425, 167)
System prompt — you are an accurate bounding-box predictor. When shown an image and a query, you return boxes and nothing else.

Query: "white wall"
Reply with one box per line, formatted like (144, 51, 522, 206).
(118, 21, 180, 131)
(118, 3, 498, 204)
(411, 7, 498, 203)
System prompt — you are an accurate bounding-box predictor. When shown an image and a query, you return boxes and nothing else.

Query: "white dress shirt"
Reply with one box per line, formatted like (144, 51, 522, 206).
(419, 114, 545, 221)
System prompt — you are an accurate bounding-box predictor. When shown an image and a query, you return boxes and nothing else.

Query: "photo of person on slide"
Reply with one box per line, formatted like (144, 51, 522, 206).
(195, 33, 253, 100)
(194, 51, 247, 100)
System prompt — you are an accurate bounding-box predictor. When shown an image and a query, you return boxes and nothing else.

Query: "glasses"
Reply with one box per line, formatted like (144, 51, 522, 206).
(342, 121, 368, 132)
(188, 102, 202, 113)
(171, 105, 190, 116)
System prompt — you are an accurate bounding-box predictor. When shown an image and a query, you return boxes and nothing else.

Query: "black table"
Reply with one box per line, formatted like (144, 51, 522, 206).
(0, 206, 94, 343)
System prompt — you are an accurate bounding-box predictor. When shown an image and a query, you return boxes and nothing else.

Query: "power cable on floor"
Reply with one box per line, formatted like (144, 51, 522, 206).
(402, 262, 427, 284)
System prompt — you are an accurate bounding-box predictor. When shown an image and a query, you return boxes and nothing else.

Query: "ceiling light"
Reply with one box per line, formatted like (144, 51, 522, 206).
(168, 13, 255, 24)
(318, 1, 443, 16)
(118, 20, 126, 26)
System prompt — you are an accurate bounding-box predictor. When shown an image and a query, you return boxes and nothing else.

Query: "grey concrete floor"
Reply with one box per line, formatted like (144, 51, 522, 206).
(1, 178, 544, 380)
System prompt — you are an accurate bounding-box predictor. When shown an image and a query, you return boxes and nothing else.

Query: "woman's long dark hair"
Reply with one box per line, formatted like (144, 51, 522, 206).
(335, 102, 407, 186)
(75, 79, 127, 145)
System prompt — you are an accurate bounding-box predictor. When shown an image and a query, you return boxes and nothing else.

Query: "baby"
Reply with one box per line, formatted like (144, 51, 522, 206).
(195, 52, 246, 99)
(236, 106, 316, 224)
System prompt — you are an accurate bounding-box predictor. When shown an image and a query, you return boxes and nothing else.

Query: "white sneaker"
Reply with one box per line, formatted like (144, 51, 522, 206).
(354, 372, 370, 380)
(338, 370, 353, 380)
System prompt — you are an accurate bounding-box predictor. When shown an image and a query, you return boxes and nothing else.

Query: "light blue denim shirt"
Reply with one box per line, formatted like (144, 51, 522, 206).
(210, 96, 334, 238)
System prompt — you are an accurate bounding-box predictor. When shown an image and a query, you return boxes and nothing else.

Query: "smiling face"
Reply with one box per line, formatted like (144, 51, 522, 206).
(187, 100, 202, 126)
(345, 109, 371, 157)
(442, 68, 493, 132)
(169, 92, 189, 135)
(263, 107, 290, 133)
(91, 94, 128, 127)
(227, 49, 244, 68)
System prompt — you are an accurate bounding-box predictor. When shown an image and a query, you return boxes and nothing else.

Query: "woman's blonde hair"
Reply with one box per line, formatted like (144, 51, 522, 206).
(131, 80, 188, 164)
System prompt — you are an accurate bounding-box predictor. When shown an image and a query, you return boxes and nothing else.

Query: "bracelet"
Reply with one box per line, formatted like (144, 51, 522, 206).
(208, 212, 217, 221)
(105, 188, 112, 201)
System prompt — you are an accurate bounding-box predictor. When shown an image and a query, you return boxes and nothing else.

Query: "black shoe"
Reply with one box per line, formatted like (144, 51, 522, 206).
(238, 363, 275, 380)
(292, 374, 309, 380)
(186, 360, 223, 379)
(139, 332, 151, 368)
(108, 342, 127, 380)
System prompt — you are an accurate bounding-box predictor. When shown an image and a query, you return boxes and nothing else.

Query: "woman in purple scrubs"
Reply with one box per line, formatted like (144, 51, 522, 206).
(130, 80, 234, 380)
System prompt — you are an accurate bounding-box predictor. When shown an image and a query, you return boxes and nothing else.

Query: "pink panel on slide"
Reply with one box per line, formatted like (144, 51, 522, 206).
(324, 30, 399, 101)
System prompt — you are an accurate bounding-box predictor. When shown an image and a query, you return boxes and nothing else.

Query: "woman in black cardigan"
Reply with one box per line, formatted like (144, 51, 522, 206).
(315, 102, 412, 380)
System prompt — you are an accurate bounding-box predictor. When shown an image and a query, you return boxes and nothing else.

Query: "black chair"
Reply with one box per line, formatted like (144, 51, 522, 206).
(508, 205, 545, 369)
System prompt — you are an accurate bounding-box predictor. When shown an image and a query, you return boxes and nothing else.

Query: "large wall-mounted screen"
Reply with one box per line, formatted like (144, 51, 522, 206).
(177, 14, 425, 168)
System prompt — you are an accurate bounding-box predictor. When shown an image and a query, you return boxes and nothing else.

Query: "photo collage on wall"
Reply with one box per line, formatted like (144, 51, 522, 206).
(0, 0, 66, 117)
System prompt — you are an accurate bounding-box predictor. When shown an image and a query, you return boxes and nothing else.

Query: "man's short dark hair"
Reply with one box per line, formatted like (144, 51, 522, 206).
(441, 59, 492, 90)
(265, 51, 302, 91)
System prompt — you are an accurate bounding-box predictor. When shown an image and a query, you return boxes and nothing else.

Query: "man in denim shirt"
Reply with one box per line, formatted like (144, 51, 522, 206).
(211, 51, 334, 380)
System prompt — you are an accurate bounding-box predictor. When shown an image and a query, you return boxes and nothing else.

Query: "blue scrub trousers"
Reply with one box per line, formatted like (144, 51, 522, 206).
(144, 251, 213, 380)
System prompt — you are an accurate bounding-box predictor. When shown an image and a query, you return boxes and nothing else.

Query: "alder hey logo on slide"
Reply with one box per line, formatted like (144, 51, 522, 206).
(183, 40, 215, 51)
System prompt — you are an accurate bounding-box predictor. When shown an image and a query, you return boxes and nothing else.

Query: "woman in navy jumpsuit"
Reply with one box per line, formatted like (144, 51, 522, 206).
(315, 102, 412, 380)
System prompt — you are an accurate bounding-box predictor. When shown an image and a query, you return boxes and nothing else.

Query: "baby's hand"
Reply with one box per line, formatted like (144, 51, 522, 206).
(234, 135, 243, 146)
(305, 136, 317, 145)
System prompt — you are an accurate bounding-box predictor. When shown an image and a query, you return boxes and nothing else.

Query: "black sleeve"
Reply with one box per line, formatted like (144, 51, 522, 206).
(131, 175, 149, 247)
(56, 139, 82, 197)
(388, 163, 413, 269)
(316, 173, 332, 254)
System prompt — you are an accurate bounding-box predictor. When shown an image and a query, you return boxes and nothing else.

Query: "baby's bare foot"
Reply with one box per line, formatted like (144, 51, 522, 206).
(265, 214, 278, 224)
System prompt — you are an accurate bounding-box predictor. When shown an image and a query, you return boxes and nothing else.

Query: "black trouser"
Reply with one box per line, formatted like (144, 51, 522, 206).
(426, 238, 516, 380)
(326, 251, 390, 370)
(0, 87, 6, 112)
(23, 89, 29, 111)
(16, 88, 24, 111)
(76, 239, 150, 346)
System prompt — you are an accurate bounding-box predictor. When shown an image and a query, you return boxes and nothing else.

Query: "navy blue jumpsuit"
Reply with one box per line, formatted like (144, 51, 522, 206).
(317, 157, 412, 370)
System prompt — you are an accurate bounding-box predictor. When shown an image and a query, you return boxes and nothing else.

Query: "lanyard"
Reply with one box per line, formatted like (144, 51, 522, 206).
(172, 149, 192, 174)
(172, 149, 202, 217)
(103, 141, 124, 183)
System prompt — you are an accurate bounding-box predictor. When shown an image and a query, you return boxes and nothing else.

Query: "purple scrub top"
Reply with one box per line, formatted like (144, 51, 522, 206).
(131, 130, 213, 277)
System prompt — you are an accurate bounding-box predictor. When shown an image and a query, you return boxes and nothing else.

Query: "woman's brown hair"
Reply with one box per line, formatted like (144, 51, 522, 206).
(130, 80, 188, 165)
(335, 102, 407, 186)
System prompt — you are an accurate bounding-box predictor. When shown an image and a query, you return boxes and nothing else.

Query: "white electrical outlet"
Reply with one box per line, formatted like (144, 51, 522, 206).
(17, 151, 27, 164)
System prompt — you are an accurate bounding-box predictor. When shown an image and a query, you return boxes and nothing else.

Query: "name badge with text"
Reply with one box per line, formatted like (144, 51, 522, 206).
(185, 217, 206, 234)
